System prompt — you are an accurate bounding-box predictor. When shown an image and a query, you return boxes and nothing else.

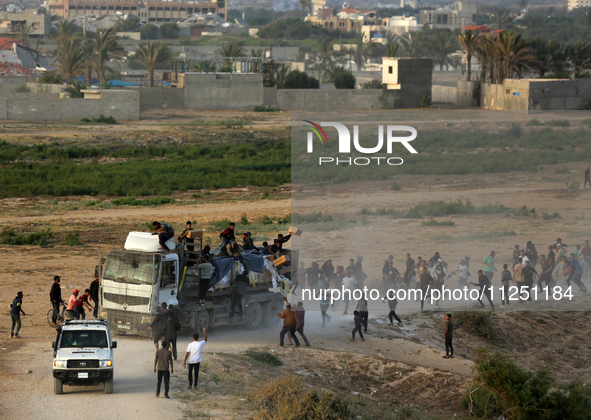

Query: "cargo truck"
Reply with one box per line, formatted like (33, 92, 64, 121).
(98, 231, 297, 336)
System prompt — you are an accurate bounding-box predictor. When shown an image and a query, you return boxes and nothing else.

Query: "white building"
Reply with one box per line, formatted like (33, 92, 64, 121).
(362, 15, 420, 43)
(568, 0, 591, 10)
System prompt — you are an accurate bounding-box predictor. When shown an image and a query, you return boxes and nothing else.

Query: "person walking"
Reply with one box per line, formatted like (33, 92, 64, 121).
(66, 289, 80, 320)
(403, 253, 415, 289)
(50, 275, 62, 326)
(471, 270, 495, 311)
(482, 251, 497, 282)
(229, 269, 249, 318)
(500, 264, 512, 307)
(277, 301, 300, 347)
(521, 260, 539, 303)
(75, 289, 94, 320)
(10, 291, 26, 338)
(383, 295, 402, 326)
(293, 302, 310, 346)
(154, 340, 174, 398)
(442, 314, 453, 359)
(320, 285, 331, 327)
(164, 313, 181, 360)
(89, 274, 99, 318)
(183, 328, 207, 389)
(342, 270, 358, 315)
(351, 311, 364, 342)
(148, 302, 170, 350)
(356, 297, 369, 333)
(584, 167, 590, 189)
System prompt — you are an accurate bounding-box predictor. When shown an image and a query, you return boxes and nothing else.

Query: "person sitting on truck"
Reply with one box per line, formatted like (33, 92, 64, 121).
(241, 232, 255, 251)
(178, 221, 195, 253)
(66, 289, 80, 320)
(230, 269, 250, 318)
(148, 302, 170, 350)
(270, 233, 291, 254)
(219, 223, 236, 248)
(152, 221, 175, 254)
(220, 241, 241, 258)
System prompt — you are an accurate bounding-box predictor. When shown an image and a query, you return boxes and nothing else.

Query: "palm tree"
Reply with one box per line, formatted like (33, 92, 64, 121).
(217, 41, 245, 67)
(55, 36, 84, 84)
(52, 20, 82, 43)
(566, 41, 591, 78)
(430, 29, 458, 71)
(489, 7, 512, 30)
(474, 36, 494, 83)
(458, 29, 480, 81)
(93, 28, 125, 88)
(399, 31, 423, 58)
(351, 35, 368, 71)
(81, 39, 95, 87)
(493, 31, 535, 82)
(135, 41, 172, 87)
(385, 33, 399, 58)
(298, 0, 312, 14)
(251, 48, 264, 72)
(528, 38, 566, 77)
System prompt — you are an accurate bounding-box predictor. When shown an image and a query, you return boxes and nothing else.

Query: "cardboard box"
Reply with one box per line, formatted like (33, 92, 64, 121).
(187, 229, 204, 239)
(278, 266, 293, 275)
(273, 254, 290, 267)
(289, 226, 302, 236)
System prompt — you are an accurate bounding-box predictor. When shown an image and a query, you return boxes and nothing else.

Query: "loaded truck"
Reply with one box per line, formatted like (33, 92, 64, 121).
(98, 231, 297, 336)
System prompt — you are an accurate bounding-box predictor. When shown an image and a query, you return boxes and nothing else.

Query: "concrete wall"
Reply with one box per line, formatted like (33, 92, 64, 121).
(457, 81, 480, 107)
(184, 73, 264, 110)
(276, 89, 397, 110)
(432, 85, 457, 104)
(1, 90, 139, 121)
(139, 87, 185, 110)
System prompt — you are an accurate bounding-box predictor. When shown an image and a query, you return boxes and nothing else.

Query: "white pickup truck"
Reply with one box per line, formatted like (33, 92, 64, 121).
(52, 319, 117, 394)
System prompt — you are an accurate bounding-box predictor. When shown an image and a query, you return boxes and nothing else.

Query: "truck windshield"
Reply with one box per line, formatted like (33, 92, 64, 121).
(60, 331, 108, 348)
(102, 251, 159, 285)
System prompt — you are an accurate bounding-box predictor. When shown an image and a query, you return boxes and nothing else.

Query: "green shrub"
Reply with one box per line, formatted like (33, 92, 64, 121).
(38, 71, 63, 84)
(526, 118, 543, 126)
(93, 115, 117, 124)
(282, 70, 319, 89)
(390, 180, 401, 190)
(253, 106, 280, 112)
(362, 79, 386, 89)
(542, 211, 560, 220)
(64, 232, 83, 246)
(463, 352, 591, 419)
(260, 215, 273, 225)
(15, 84, 30, 93)
(111, 197, 174, 206)
(1, 228, 53, 247)
(240, 213, 249, 225)
(244, 350, 283, 366)
(546, 119, 570, 127)
(421, 218, 455, 227)
(454, 311, 502, 345)
(292, 212, 333, 223)
(334, 71, 356, 89)
(210, 218, 232, 231)
(509, 205, 537, 218)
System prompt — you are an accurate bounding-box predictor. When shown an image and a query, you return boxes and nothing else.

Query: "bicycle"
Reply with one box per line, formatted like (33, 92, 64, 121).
(47, 301, 67, 328)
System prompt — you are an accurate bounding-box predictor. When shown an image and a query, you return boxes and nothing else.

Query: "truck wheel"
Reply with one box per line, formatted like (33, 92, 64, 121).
(244, 302, 263, 330)
(104, 377, 113, 394)
(263, 300, 282, 328)
(196, 311, 210, 331)
(54, 377, 63, 394)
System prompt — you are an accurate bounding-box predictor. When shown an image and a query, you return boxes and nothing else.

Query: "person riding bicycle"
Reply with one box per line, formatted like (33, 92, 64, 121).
(49, 275, 63, 326)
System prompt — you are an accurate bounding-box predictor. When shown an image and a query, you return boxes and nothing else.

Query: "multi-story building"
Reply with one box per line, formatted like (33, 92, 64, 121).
(419, 1, 477, 30)
(0, 9, 51, 37)
(305, 7, 380, 34)
(362, 15, 421, 43)
(48, 0, 226, 24)
(568, 0, 591, 10)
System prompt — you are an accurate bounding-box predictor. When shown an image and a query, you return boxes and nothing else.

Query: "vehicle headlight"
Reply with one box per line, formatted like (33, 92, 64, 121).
(99, 360, 113, 367)
(54, 360, 67, 368)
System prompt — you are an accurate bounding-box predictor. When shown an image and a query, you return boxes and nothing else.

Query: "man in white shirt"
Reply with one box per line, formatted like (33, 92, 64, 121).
(342, 270, 358, 315)
(183, 328, 207, 389)
(458, 260, 470, 288)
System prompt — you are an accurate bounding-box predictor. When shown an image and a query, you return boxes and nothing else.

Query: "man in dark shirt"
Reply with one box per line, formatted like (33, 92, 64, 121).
(89, 274, 99, 318)
(419, 267, 433, 311)
(442, 314, 453, 359)
(230, 270, 249, 318)
(404, 253, 415, 289)
(154, 340, 174, 398)
(10, 291, 26, 338)
(241, 232, 255, 251)
(152, 221, 175, 253)
(585, 167, 590, 189)
(219, 223, 236, 248)
(164, 312, 181, 360)
(522, 261, 539, 303)
(354, 256, 367, 287)
(306, 262, 322, 291)
(148, 302, 170, 349)
(270, 233, 291, 254)
(471, 270, 495, 310)
(50, 275, 62, 326)
(321, 259, 334, 286)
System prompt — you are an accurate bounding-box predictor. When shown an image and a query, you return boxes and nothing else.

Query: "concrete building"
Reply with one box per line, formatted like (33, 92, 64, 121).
(419, 1, 477, 30)
(0, 38, 50, 76)
(362, 15, 420, 43)
(382, 57, 433, 108)
(568, 0, 591, 10)
(0, 9, 51, 37)
(48, 0, 226, 23)
(305, 7, 380, 34)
